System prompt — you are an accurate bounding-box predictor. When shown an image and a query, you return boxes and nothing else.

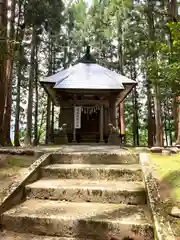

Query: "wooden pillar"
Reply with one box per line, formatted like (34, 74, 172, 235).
(110, 99, 116, 127)
(104, 107, 108, 136)
(120, 101, 125, 135)
(100, 104, 104, 142)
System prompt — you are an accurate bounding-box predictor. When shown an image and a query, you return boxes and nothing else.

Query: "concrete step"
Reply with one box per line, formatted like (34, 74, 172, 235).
(41, 164, 143, 181)
(25, 179, 146, 204)
(52, 152, 139, 165)
(1, 199, 154, 240)
(0, 231, 71, 240)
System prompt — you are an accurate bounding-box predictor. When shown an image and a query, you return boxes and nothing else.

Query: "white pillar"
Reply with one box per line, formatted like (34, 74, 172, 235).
(100, 104, 104, 142)
(73, 105, 76, 142)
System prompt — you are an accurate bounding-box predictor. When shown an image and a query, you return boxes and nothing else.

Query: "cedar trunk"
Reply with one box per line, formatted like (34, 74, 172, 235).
(24, 26, 36, 145)
(51, 104, 54, 143)
(147, 76, 154, 147)
(45, 96, 51, 144)
(176, 96, 180, 144)
(146, 0, 164, 146)
(33, 45, 39, 146)
(3, 0, 16, 145)
(45, 36, 53, 144)
(14, 20, 25, 146)
(117, 19, 126, 141)
(0, 0, 7, 146)
(168, 0, 180, 144)
(14, 60, 21, 146)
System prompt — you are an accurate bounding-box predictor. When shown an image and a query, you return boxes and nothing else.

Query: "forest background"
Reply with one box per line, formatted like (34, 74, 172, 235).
(0, 0, 180, 147)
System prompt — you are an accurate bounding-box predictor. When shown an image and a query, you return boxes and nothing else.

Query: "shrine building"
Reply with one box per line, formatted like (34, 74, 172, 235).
(40, 47, 136, 144)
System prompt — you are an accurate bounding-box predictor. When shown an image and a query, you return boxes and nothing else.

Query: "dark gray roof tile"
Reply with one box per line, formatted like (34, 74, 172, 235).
(41, 62, 136, 90)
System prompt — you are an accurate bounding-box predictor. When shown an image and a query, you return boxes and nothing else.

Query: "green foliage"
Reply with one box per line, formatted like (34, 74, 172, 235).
(24, 0, 64, 28)
(7, 0, 180, 146)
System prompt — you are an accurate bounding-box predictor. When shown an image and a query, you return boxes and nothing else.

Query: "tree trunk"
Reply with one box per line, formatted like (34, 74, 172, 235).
(132, 86, 139, 146)
(168, 0, 180, 145)
(163, 102, 168, 146)
(168, 104, 173, 146)
(14, 60, 22, 146)
(45, 96, 51, 144)
(45, 36, 53, 144)
(24, 26, 36, 145)
(33, 45, 39, 146)
(3, 0, 16, 146)
(146, 75, 154, 147)
(146, 0, 164, 146)
(117, 18, 126, 142)
(51, 104, 54, 143)
(172, 96, 178, 138)
(168, 0, 177, 20)
(63, 47, 68, 69)
(132, 91, 136, 146)
(37, 110, 45, 144)
(153, 84, 164, 146)
(176, 96, 180, 145)
(0, 0, 7, 146)
(14, 12, 25, 146)
(132, 61, 139, 146)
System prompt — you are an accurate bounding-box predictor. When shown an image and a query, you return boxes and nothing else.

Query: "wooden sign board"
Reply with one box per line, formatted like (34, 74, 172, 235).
(74, 106, 81, 129)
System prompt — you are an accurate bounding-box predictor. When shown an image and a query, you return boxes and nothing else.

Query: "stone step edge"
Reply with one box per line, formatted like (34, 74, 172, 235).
(41, 164, 143, 181)
(42, 164, 142, 170)
(2, 214, 153, 227)
(0, 231, 88, 240)
(1, 214, 154, 240)
(26, 179, 145, 190)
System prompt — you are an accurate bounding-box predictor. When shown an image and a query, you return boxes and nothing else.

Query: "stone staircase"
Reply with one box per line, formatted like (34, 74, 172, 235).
(0, 151, 154, 240)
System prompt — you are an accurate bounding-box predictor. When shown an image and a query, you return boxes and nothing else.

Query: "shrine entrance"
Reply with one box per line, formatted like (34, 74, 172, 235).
(76, 106, 100, 143)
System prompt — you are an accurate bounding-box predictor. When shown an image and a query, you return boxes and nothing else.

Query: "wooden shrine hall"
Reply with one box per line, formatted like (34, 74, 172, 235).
(40, 47, 136, 144)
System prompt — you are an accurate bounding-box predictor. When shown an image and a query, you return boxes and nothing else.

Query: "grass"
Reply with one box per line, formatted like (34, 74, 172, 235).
(6, 155, 35, 168)
(0, 155, 36, 202)
(149, 153, 180, 237)
(150, 153, 180, 201)
(127, 147, 180, 236)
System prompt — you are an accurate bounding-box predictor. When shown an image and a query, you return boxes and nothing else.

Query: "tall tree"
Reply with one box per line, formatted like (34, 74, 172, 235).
(168, 0, 180, 145)
(146, 0, 164, 146)
(14, 3, 26, 146)
(3, 0, 16, 145)
(33, 43, 39, 146)
(0, 0, 7, 145)
(24, 25, 36, 145)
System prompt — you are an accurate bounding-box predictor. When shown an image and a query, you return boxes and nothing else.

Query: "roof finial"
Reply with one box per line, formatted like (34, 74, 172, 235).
(77, 45, 96, 63)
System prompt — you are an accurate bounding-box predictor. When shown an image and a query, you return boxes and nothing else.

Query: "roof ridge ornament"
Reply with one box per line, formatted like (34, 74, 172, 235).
(77, 45, 96, 64)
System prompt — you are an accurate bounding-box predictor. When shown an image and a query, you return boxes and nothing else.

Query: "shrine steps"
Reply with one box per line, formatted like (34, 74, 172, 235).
(51, 152, 139, 165)
(42, 163, 143, 181)
(0, 151, 154, 240)
(1, 200, 152, 239)
(25, 179, 146, 204)
(0, 231, 82, 240)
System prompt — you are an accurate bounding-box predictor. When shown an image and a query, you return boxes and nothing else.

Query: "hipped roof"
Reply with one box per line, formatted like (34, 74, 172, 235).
(40, 46, 136, 105)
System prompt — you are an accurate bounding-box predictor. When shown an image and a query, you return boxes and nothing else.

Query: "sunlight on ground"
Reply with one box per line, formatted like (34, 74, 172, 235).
(144, 152, 180, 237)
(150, 153, 180, 201)
(0, 155, 36, 202)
